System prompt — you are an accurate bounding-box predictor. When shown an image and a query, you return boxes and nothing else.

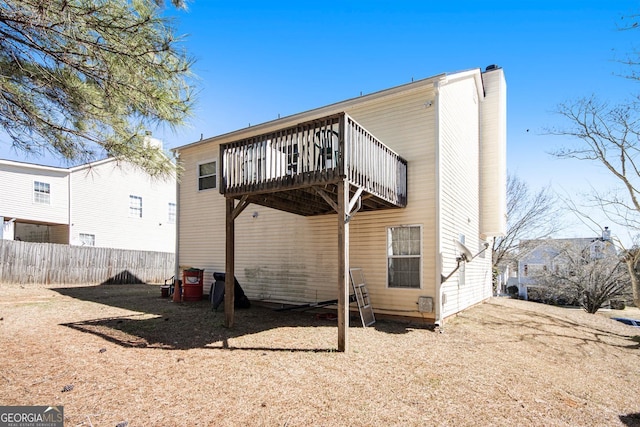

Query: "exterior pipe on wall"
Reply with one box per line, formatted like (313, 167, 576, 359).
(173, 152, 181, 302)
(433, 77, 444, 330)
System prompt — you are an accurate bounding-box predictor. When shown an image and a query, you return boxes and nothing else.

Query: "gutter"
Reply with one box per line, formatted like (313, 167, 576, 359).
(173, 152, 181, 299)
(68, 172, 72, 244)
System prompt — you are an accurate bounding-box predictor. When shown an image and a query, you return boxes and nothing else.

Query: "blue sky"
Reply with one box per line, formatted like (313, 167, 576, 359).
(2, 1, 639, 243)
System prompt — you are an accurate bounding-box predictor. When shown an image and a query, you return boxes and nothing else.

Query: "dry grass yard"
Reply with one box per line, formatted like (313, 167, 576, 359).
(1, 282, 640, 426)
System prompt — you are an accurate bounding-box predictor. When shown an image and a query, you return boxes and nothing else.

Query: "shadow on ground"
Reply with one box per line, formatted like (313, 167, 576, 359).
(457, 299, 640, 352)
(620, 413, 640, 427)
(53, 283, 427, 351)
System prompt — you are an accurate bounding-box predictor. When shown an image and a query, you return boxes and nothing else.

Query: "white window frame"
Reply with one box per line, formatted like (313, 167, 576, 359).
(33, 181, 50, 204)
(198, 160, 217, 191)
(79, 233, 95, 247)
(129, 195, 142, 218)
(386, 224, 422, 289)
(168, 202, 176, 224)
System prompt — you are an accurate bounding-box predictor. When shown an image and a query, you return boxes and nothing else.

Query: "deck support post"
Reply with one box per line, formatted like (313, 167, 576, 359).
(224, 196, 250, 328)
(225, 197, 236, 328)
(337, 179, 350, 352)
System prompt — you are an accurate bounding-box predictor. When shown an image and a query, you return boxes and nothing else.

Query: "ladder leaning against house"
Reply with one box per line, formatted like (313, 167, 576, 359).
(349, 268, 375, 327)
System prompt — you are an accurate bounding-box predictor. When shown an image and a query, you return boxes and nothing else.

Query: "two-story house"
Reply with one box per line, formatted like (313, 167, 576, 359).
(517, 228, 617, 299)
(172, 65, 507, 349)
(0, 138, 176, 253)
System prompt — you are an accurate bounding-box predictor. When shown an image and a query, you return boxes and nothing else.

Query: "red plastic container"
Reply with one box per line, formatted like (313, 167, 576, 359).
(182, 268, 204, 301)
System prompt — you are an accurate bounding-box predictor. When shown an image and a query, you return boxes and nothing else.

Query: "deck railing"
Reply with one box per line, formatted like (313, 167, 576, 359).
(220, 112, 407, 208)
(343, 115, 407, 207)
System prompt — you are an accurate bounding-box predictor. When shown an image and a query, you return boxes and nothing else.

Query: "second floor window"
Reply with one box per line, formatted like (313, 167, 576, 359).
(129, 195, 142, 218)
(34, 181, 50, 204)
(199, 161, 216, 190)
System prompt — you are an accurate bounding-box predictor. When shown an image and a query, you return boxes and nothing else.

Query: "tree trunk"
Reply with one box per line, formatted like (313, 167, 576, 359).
(625, 257, 640, 307)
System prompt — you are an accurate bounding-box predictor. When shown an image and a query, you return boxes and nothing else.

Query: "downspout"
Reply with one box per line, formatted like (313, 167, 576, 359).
(433, 77, 444, 328)
(68, 171, 72, 245)
(173, 151, 181, 298)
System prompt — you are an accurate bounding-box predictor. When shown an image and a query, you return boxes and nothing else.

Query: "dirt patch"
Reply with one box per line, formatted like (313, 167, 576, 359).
(1, 283, 639, 426)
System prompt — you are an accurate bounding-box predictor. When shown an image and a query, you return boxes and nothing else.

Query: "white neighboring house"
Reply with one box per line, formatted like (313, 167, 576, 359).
(173, 65, 507, 325)
(517, 228, 617, 299)
(0, 140, 176, 252)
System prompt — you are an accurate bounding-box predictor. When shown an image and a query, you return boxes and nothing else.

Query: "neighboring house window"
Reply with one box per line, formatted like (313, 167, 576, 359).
(129, 195, 142, 218)
(168, 203, 176, 224)
(591, 243, 603, 259)
(387, 225, 422, 288)
(34, 181, 50, 204)
(199, 161, 216, 190)
(79, 233, 95, 247)
(524, 264, 546, 277)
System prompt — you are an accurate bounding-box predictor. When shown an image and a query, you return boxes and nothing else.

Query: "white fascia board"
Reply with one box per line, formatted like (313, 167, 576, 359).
(0, 158, 69, 174)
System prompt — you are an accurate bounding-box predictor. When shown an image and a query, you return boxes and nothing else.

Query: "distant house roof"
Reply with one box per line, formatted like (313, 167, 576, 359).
(519, 235, 616, 262)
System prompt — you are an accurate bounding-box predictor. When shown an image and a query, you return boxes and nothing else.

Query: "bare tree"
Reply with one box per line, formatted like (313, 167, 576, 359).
(529, 240, 629, 314)
(492, 173, 562, 273)
(550, 96, 640, 306)
(548, 10, 640, 306)
(614, 13, 640, 81)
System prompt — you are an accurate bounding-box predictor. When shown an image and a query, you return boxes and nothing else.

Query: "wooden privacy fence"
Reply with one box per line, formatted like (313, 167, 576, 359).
(0, 240, 174, 285)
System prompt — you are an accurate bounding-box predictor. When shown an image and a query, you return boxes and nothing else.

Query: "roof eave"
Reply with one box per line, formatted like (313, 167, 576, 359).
(173, 72, 448, 153)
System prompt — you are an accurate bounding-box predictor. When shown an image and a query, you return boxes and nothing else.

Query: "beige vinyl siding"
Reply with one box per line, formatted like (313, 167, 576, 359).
(238, 209, 320, 302)
(344, 87, 438, 317)
(178, 144, 232, 288)
(180, 144, 337, 301)
(0, 162, 69, 224)
(178, 142, 319, 298)
(438, 75, 493, 319)
(70, 161, 176, 252)
(178, 85, 439, 318)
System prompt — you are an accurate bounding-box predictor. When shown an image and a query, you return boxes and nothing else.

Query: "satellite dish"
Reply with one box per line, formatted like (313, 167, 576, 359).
(442, 240, 476, 283)
(455, 240, 473, 262)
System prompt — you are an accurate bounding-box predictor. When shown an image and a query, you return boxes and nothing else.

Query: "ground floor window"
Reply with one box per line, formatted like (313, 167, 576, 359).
(387, 225, 422, 288)
(79, 233, 95, 247)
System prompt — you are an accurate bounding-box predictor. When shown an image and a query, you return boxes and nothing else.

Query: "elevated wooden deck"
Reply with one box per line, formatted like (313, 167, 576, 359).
(219, 112, 408, 351)
(219, 112, 407, 216)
